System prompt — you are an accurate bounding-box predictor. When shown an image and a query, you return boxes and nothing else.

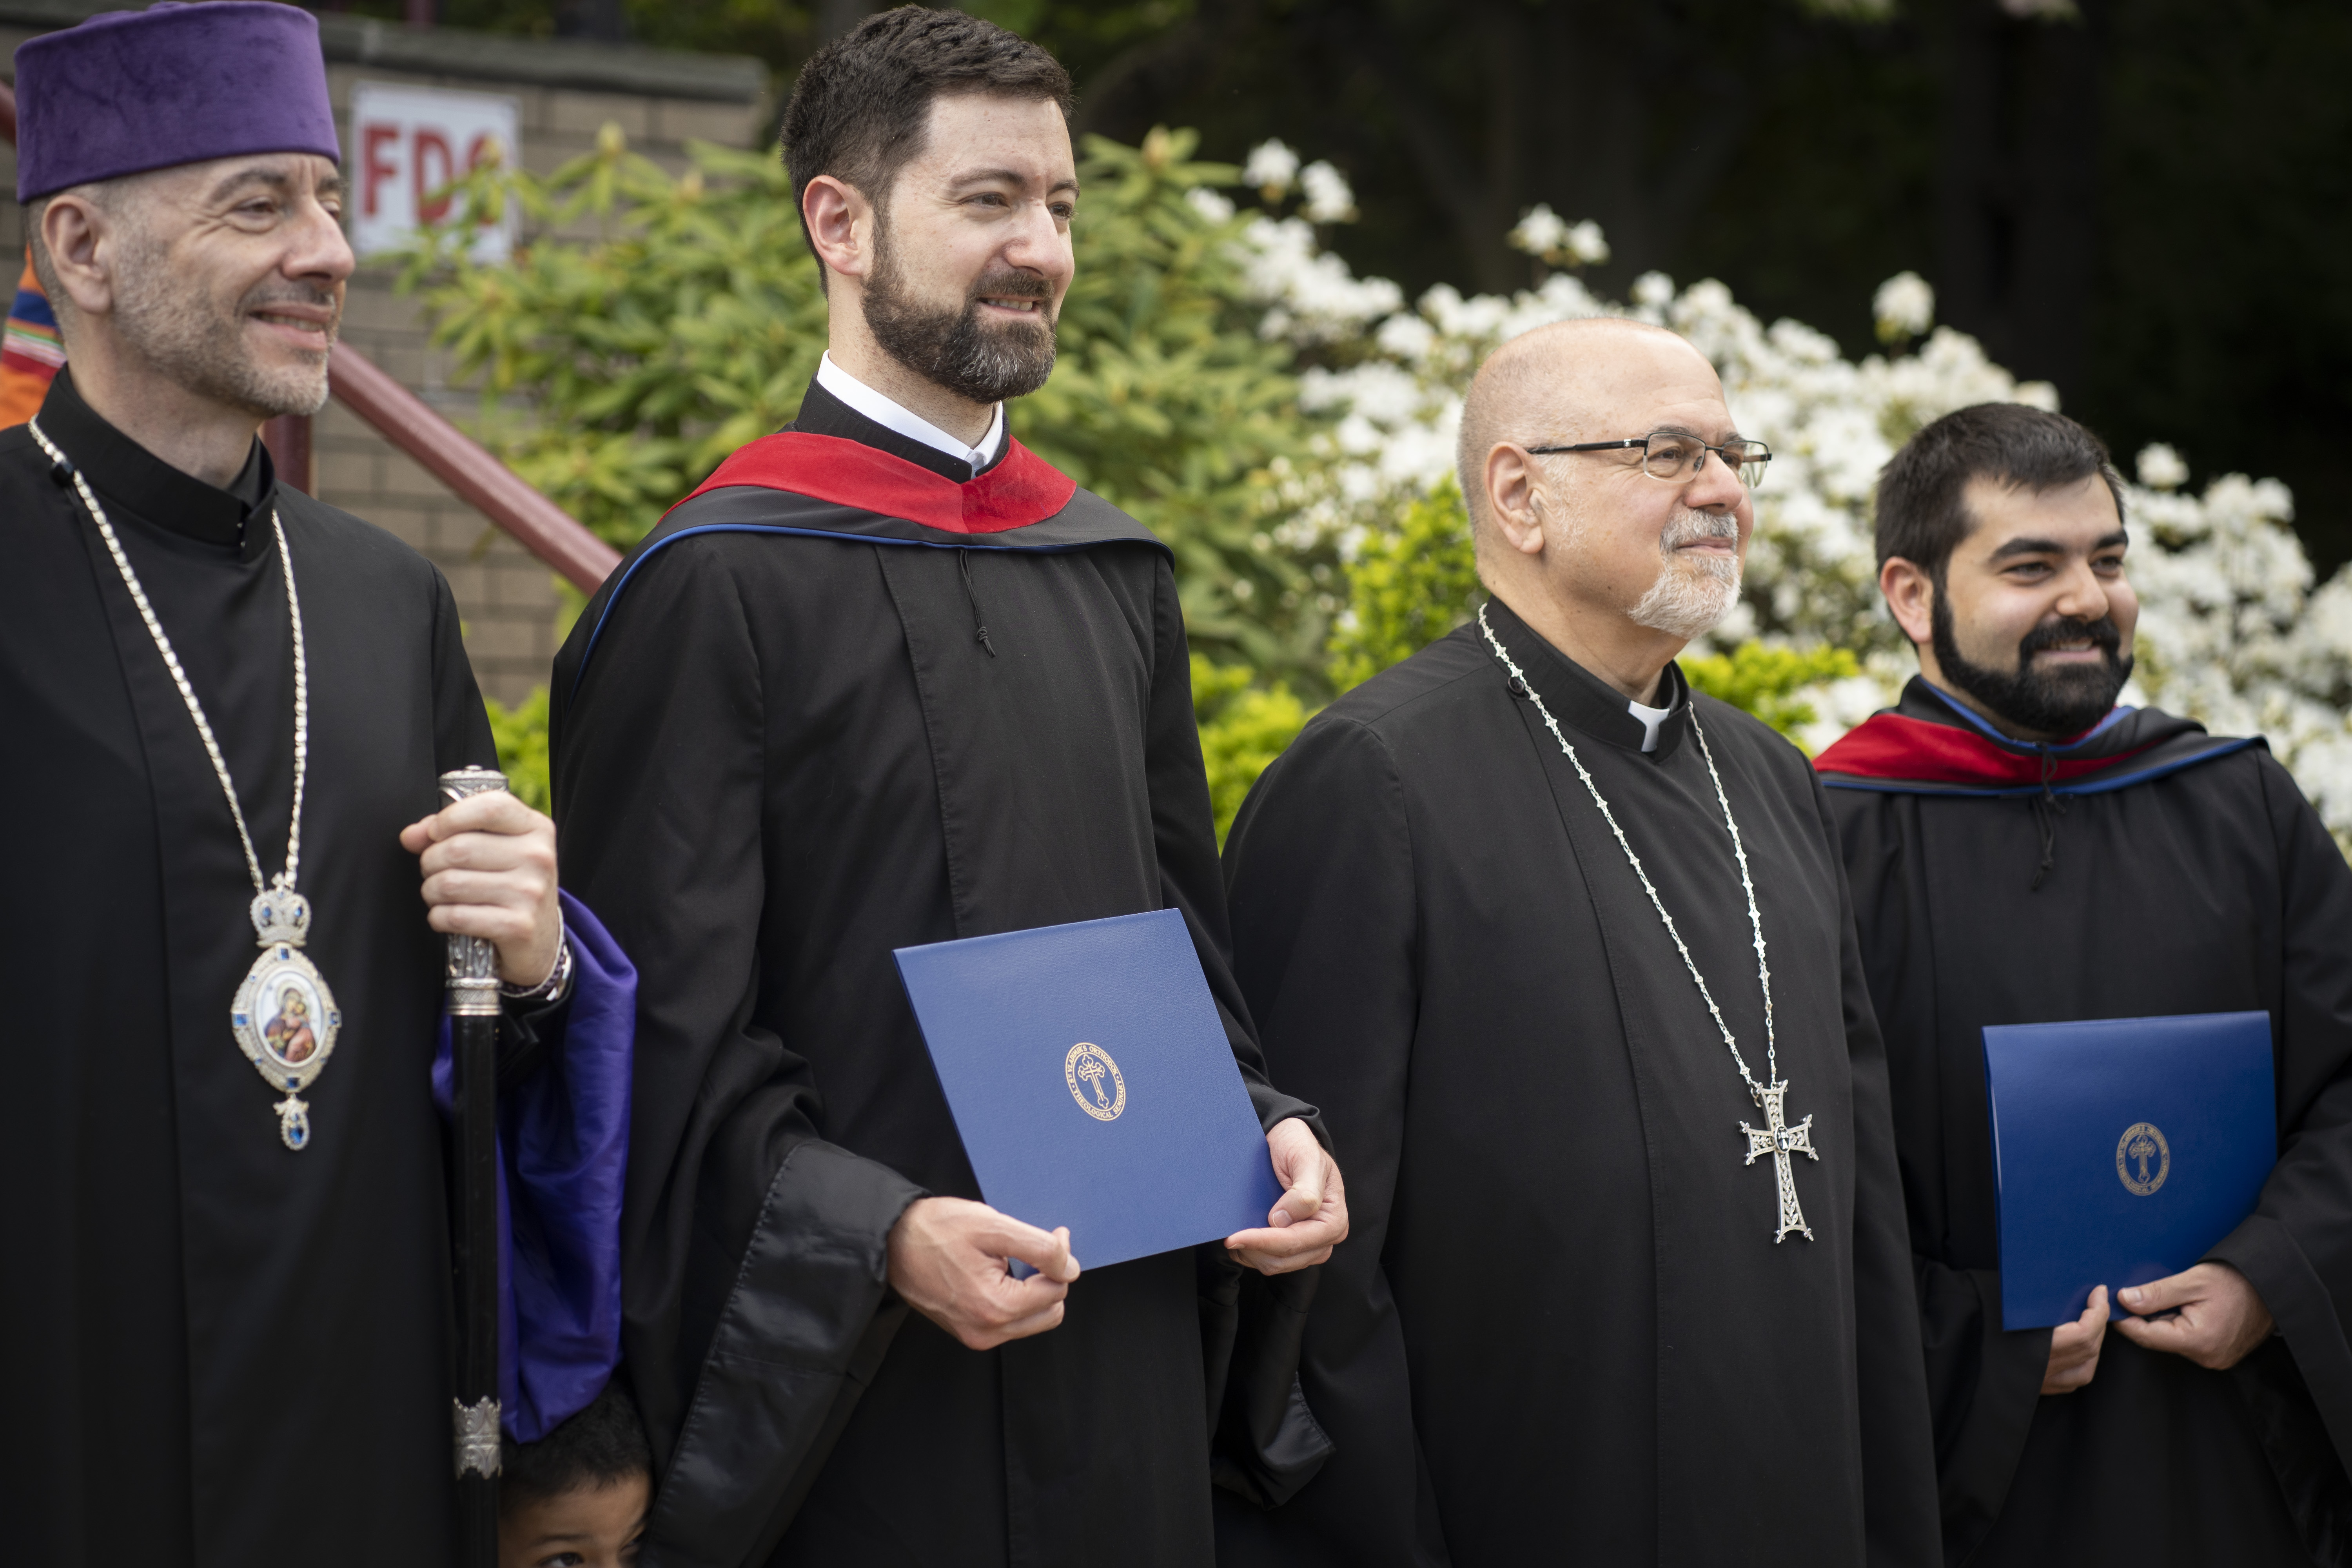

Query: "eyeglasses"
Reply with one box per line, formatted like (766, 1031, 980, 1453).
(1526, 431, 1773, 489)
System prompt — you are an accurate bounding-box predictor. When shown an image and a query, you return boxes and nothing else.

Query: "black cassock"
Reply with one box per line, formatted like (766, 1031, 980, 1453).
(0, 372, 497, 1563)
(1818, 676, 2352, 1566)
(550, 378, 1323, 1568)
(1215, 600, 1940, 1567)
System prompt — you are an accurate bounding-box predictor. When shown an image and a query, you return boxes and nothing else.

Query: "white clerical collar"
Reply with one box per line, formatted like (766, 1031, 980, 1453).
(1628, 693, 1676, 753)
(817, 352, 1005, 471)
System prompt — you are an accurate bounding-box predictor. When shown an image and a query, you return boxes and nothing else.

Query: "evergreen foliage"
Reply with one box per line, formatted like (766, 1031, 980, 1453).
(485, 686, 553, 813)
(1325, 478, 1483, 693)
(1680, 644, 1861, 739)
(1190, 655, 1308, 838)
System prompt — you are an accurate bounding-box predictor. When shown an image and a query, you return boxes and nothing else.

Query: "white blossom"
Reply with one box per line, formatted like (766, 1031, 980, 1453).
(1508, 204, 1571, 258)
(1298, 161, 1359, 224)
(1242, 140, 1299, 199)
(1565, 220, 1610, 267)
(1873, 271, 1935, 343)
(2137, 442, 2189, 491)
(1235, 216, 1403, 343)
(1509, 205, 1610, 268)
(1185, 186, 1236, 224)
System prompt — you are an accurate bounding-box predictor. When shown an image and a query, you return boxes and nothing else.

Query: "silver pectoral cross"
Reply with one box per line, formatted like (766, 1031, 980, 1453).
(1740, 1080, 1818, 1243)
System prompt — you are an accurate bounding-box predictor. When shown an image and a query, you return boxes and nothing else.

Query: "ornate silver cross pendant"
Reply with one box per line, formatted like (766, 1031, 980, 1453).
(1739, 1080, 1818, 1243)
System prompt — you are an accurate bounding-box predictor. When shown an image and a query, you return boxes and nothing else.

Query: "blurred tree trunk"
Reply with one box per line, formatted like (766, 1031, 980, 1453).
(1933, 0, 2100, 397)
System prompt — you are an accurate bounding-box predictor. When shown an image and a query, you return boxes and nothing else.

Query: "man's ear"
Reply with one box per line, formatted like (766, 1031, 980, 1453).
(1880, 555, 1936, 648)
(1485, 445, 1546, 559)
(802, 174, 873, 287)
(40, 192, 117, 324)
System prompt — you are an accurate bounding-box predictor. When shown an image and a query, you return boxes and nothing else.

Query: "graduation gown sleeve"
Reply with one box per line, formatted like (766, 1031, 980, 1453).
(1833, 785, 2051, 1552)
(2207, 756, 2352, 1477)
(552, 540, 927, 1564)
(1133, 553, 1338, 1510)
(1218, 712, 1443, 1562)
(1812, 777, 1953, 1568)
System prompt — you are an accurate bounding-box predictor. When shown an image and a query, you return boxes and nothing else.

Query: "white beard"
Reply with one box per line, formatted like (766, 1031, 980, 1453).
(1627, 508, 1742, 640)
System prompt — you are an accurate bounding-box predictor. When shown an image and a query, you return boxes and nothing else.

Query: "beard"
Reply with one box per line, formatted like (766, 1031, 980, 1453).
(110, 222, 338, 419)
(1626, 506, 1743, 641)
(1931, 594, 2133, 737)
(861, 217, 1058, 405)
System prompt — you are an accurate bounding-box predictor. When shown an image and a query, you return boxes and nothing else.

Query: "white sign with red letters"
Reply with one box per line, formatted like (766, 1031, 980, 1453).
(347, 83, 520, 261)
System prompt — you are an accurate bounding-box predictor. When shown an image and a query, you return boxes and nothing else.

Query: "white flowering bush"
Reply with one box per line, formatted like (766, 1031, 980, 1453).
(1221, 146, 2352, 840)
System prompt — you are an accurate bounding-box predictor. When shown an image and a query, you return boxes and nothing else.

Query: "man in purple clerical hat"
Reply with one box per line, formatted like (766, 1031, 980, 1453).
(0, 7, 634, 1564)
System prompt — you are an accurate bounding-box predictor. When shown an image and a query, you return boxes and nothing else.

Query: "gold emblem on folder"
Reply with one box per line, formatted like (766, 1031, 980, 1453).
(1065, 1042, 1127, 1122)
(2116, 1122, 2171, 1196)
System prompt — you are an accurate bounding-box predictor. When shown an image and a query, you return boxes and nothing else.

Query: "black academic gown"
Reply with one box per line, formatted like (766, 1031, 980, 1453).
(1820, 677, 2352, 1566)
(0, 372, 499, 1564)
(550, 378, 1324, 1568)
(1215, 601, 1941, 1568)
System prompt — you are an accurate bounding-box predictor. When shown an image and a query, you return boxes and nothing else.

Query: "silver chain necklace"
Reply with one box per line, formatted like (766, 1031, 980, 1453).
(1479, 604, 1817, 1241)
(34, 417, 341, 1151)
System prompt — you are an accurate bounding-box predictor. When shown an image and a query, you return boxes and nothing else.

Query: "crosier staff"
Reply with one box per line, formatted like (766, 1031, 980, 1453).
(440, 764, 507, 1568)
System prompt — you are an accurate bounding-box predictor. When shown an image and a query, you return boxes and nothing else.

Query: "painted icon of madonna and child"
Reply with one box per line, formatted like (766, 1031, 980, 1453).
(262, 980, 320, 1066)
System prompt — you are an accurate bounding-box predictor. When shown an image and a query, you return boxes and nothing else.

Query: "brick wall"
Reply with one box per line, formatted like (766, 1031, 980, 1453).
(0, 4, 770, 706)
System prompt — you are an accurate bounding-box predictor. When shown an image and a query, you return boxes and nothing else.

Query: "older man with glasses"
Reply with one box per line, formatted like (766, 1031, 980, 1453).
(1216, 317, 1939, 1568)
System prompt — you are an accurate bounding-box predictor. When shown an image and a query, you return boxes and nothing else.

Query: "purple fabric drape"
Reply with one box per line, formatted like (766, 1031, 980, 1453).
(433, 889, 635, 1441)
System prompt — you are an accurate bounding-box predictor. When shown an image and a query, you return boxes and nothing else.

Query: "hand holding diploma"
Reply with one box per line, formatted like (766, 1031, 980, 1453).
(2040, 1285, 2109, 1394)
(889, 1197, 1082, 1350)
(2116, 1261, 2274, 1370)
(1225, 1118, 1350, 1275)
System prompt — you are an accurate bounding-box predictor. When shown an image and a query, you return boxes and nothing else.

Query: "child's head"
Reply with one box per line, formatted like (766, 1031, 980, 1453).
(498, 1380, 652, 1568)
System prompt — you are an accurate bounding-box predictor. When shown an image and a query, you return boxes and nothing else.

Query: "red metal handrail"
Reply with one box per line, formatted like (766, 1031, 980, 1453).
(327, 344, 619, 590)
(0, 82, 621, 594)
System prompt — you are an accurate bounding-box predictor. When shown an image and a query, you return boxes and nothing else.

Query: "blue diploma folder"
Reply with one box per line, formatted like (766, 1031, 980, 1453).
(893, 909, 1283, 1270)
(1984, 1011, 2275, 1330)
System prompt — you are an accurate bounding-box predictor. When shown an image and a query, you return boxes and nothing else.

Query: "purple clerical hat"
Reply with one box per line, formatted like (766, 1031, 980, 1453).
(15, 3, 340, 202)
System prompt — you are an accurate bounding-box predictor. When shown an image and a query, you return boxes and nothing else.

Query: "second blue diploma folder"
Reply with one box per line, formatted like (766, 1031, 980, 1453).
(1984, 1011, 2275, 1330)
(893, 908, 1284, 1270)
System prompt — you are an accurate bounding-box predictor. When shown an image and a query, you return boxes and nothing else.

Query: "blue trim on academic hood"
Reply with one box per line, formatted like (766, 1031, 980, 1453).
(569, 519, 1139, 704)
(1918, 679, 2139, 753)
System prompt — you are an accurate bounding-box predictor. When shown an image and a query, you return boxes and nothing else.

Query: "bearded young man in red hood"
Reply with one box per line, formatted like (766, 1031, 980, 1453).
(1817, 402, 2352, 1566)
(549, 11, 1346, 1566)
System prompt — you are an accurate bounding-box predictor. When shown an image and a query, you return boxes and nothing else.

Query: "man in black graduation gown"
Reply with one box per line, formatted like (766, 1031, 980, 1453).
(550, 12, 1345, 1567)
(1216, 318, 1940, 1566)
(0, 6, 607, 1564)
(1815, 402, 2352, 1565)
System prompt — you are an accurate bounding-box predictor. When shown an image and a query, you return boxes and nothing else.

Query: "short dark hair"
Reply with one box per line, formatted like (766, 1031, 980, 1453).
(1874, 403, 2127, 582)
(499, 1379, 652, 1509)
(780, 5, 1073, 256)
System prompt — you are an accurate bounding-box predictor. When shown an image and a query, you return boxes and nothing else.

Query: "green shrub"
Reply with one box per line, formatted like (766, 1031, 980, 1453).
(483, 688, 552, 814)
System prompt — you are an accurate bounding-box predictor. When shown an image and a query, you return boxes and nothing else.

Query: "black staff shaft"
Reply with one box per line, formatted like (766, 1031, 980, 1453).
(453, 1003, 499, 1564)
(439, 766, 508, 1568)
